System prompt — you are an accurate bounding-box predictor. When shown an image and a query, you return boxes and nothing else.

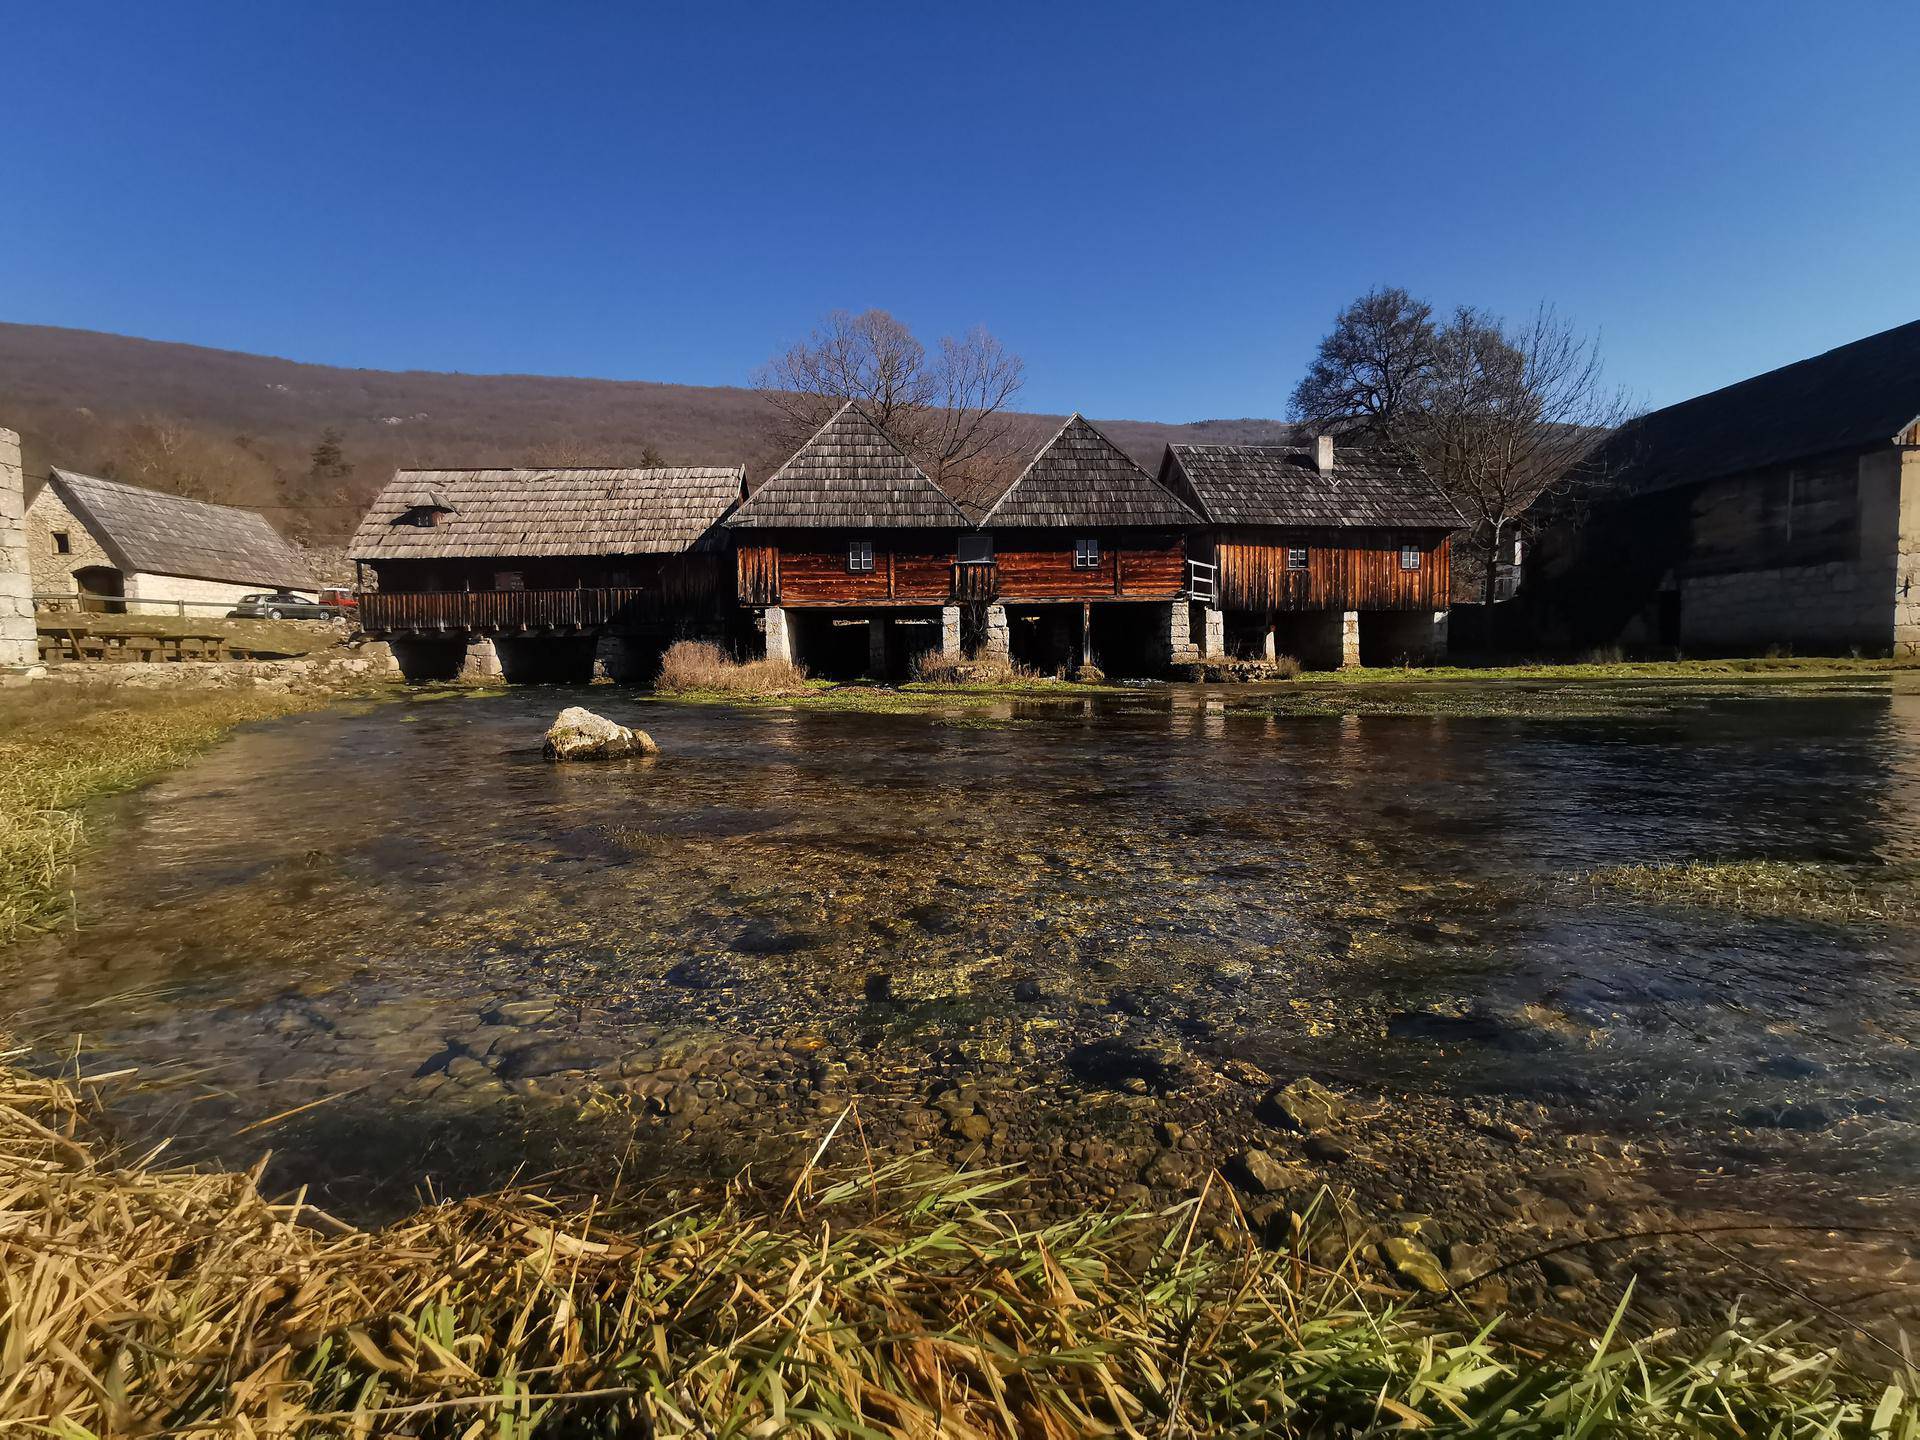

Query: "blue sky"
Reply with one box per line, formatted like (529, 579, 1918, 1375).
(4, 1, 1917, 422)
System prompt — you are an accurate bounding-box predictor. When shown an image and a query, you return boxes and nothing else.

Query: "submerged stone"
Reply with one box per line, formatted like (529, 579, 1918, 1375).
(1233, 1148, 1312, 1195)
(542, 706, 657, 761)
(1261, 1077, 1351, 1133)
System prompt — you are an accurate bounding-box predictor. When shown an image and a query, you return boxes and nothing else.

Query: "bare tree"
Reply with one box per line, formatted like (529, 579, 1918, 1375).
(525, 436, 667, 468)
(753, 309, 1024, 483)
(1288, 286, 1437, 445)
(1406, 306, 1632, 608)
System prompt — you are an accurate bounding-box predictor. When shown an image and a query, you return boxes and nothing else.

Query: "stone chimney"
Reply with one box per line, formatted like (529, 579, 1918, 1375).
(1313, 434, 1335, 475)
(0, 426, 36, 670)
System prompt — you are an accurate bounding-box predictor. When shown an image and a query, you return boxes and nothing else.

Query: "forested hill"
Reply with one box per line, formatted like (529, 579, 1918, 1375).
(0, 322, 1295, 548)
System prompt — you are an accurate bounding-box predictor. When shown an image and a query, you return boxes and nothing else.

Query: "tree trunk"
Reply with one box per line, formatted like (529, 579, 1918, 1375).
(1481, 522, 1503, 651)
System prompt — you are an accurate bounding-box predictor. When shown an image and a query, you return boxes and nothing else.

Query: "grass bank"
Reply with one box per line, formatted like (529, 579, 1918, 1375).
(0, 682, 353, 944)
(1294, 655, 1920, 686)
(4, 1059, 1911, 1437)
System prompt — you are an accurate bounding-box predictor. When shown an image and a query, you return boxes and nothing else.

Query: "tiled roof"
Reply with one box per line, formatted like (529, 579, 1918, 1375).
(1160, 445, 1461, 529)
(982, 414, 1200, 528)
(348, 467, 743, 560)
(727, 403, 968, 529)
(51, 469, 316, 586)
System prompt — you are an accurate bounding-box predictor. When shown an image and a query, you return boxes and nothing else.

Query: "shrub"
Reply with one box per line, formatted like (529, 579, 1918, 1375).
(1269, 653, 1303, 679)
(654, 640, 809, 696)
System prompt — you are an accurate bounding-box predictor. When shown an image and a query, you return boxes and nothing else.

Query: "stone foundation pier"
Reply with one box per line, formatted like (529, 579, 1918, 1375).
(0, 427, 36, 671)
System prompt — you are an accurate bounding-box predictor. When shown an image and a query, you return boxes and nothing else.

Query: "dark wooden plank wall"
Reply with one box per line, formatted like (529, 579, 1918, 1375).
(755, 530, 956, 606)
(1215, 529, 1451, 612)
(371, 553, 726, 606)
(993, 530, 1185, 601)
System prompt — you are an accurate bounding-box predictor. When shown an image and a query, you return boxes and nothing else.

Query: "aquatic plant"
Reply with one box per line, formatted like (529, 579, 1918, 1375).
(654, 639, 812, 696)
(2, 1056, 1911, 1437)
(1590, 858, 1920, 926)
(0, 682, 342, 945)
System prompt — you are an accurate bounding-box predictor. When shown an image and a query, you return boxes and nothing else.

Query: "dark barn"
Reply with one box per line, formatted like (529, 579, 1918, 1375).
(1529, 319, 1920, 656)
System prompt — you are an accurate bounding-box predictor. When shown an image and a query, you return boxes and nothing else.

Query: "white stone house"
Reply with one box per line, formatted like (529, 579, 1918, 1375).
(25, 468, 316, 615)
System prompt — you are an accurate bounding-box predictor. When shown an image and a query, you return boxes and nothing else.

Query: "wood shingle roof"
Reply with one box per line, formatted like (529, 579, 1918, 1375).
(1590, 317, 1920, 497)
(982, 414, 1200, 529)
(50, 469, 316, 587)
(348, 467, 744, 561)
(1159, 445, 1462, 530)
(726, 403, 968, 530)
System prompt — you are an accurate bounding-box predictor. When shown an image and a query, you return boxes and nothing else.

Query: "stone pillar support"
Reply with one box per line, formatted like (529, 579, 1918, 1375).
(1341, 610, 1362, 668)
(982, 604, 1010, 661)
(1201, 606, 1224, 657)
(940, 605, 961, 656)
(1430, 610, 1449, 661)
(867, 615, 888, 679)
(1161, 599, 1196, 667)
(762, 606, 792, 664)
(0, 427, 36, 671)
(460, 635, 502, 681)
(1261, 617, 1278, 662)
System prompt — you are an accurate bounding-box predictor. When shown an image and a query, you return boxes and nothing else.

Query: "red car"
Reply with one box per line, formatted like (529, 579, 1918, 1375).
(318, 587, 358, 621)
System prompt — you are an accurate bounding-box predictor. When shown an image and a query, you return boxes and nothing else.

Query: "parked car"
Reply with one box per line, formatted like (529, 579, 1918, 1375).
(228, 591, 334, 621)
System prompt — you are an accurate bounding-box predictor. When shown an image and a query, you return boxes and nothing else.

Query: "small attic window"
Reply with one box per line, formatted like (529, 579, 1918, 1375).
(51, 531, 70, 555)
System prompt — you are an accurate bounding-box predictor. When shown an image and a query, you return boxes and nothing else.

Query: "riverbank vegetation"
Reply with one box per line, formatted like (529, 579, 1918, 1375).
(653, 639, 812, 697)
(1591, 858, 1920, 926)
(4, 1058, 1911, 1437)
(0, 683, 342, 944)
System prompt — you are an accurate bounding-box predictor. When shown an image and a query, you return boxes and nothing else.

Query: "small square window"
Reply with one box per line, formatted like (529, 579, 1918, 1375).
(51, 531, 70, 555)
(957, 534, 993, 565)
(1072, 536, 1100, 569)
(1285, 546, 1308, 571)
(1399, 546, 1422, 572)
(848, 539, 875, 573)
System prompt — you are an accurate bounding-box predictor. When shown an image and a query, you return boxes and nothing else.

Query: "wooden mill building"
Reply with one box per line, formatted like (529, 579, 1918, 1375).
(346, 408, 1468, 682)
(727, 405, 1211, 679)
(1157, 438, 1460, 666)
(348, 465, 743, 681)
(1528, 318, 1920, 655)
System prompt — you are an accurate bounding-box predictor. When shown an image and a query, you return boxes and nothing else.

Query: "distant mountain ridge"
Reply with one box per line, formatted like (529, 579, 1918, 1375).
(0, 322, 1299, 547)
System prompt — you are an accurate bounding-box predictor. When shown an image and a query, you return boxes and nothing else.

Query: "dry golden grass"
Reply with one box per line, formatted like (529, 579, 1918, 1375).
(0, 683, 336, 945)
(653, 640, 811, 696)
(1, 1054, 1910, 1437)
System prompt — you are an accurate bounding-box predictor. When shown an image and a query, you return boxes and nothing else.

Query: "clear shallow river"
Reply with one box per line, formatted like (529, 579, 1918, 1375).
(6, 680, 1919, 1330)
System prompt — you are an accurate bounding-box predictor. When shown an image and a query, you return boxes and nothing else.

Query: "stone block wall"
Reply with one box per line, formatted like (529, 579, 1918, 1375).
(0, 428, 36, 669)
(24, 481, 114, 595)
(123, 572, 279, 616)
(1680, 561, 1896, 653)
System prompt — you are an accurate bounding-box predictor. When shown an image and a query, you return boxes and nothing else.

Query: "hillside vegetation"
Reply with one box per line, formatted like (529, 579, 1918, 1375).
(0, 322, 1295, 546)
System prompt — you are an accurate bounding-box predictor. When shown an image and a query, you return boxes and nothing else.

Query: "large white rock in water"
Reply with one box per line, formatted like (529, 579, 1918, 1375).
(543, 706, 658, 761)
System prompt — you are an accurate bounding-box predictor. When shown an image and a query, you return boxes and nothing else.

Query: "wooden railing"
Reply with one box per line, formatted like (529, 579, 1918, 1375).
(950, 562, 999, 601)
(357, 588, 650, 633)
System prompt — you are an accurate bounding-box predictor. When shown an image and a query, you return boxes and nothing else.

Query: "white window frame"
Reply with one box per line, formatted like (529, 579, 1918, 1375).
(1399, 546, 1422, 572)
(848, 538, 876, 573)
(1072, 535, 1100, 570)
(1285, 545, 1308, 571)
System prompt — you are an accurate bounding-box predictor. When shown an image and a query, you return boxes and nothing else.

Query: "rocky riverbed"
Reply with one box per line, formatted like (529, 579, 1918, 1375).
(6, 681, 1918, 1352)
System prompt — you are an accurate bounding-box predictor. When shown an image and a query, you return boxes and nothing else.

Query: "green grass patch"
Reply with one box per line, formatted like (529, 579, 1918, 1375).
(0, 682, 351, 944)
(1590, 858, 1920, 925)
